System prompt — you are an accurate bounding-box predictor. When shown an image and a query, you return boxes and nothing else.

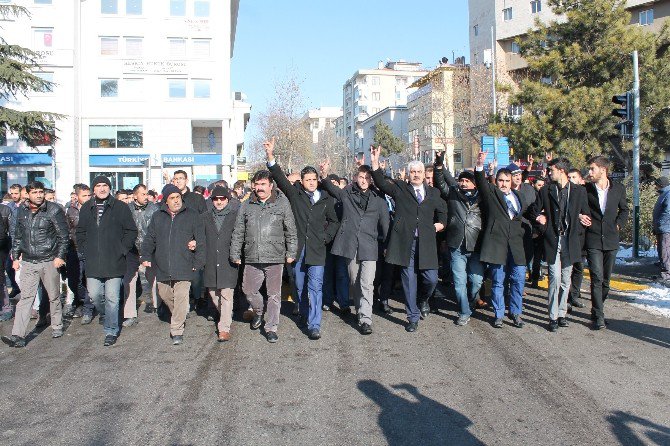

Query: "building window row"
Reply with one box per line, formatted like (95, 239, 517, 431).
(100, 36, 144, 57)
(100, 0, 210, 17)
(98, 78, 211, 99)
(89, 125, 143, 148)
(169, 38, 211, 58)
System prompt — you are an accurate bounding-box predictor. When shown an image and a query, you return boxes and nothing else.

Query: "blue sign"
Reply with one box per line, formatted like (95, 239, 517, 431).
(0, 153, 52, 166)
(481, 136, 510, 167)
(162, 154, 221, 166)
(89, 155, 149, 167)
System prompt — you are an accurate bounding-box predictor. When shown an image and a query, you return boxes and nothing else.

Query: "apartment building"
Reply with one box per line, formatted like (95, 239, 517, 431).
(302, 106, 343, 146)
(407, 64, 472, 172)
(342, 61, 427, 154)
(359, 106, 408, 166)
(0, 0, 244, 199)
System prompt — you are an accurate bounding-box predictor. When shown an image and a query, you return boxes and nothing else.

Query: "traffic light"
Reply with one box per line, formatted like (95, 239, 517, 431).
(612, 92, 633, 137)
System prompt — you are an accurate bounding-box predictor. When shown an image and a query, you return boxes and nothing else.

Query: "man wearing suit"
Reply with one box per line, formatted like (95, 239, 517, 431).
(528, 158, 591, 332)
(474, 151, 529, 328)
(370, 145, 447, 333)
(581, 156, 629, 329)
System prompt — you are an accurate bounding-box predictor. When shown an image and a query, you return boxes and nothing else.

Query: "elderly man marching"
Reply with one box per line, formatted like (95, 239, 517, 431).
(370, 145, 447, 333)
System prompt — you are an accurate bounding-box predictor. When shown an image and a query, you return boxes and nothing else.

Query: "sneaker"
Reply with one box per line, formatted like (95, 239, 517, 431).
(549, 320, 559, 332)
(308, 329, 321, 340)
(52, 328, 63, 338)
(456, 315, 470, 326)
(359, 323, 372, 335)
(72, 306, 84, 318)
(493, 318, 504, 328)
(250, 314, 262, 330)
(81, 314, 94, 325)
(322, 304, 330, 312)
(266, 331, 278, 343)
(144, 303, 156, 314)
(172, 335, 183, 345)
(0, 309, 13, 322)
(63, 304, 74, 318)
(1, 335, 26, 348)
(511, 314, 524, 328)
(122, 317, 138, 327)
(557, 317, 569, 327)
(103, 335, 117, 346)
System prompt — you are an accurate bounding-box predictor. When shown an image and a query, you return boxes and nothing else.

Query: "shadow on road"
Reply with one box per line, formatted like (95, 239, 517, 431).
(605, 319, 670, 349)
(357, 380, 483, 446)
(607, 410, 670, 445)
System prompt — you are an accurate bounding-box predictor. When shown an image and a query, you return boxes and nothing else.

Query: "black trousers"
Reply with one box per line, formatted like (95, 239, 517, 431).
(530, 237, 544, 283)
(570, 260, 584, 303)
(586, 248, 617, 321)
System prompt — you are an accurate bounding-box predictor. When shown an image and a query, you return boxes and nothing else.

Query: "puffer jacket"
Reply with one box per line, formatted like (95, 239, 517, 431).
(229, 190, 298, 264)
(0, 203, 11, 252)
(434, 167, 483, 252)
(129, 200, 159, 254)
(12, 200, 69, 263)
(653, 185, 670, 234)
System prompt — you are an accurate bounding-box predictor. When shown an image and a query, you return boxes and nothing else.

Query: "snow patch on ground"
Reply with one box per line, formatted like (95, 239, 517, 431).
(615, 246, 658, 265)
(628, 284, 670, 318)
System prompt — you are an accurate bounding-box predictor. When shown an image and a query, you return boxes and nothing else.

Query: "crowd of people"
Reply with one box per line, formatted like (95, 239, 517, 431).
(1, 139, 669, 348)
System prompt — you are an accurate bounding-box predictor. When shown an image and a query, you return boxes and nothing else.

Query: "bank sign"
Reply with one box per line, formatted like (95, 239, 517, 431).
(89, 154, 222, 167)
(0, 153, 52, 166)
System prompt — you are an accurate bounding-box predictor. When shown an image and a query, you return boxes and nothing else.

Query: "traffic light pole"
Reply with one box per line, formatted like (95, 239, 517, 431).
(632, 50, 641, 258)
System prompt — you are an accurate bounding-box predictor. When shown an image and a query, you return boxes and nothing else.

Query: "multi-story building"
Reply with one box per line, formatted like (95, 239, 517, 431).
(302, 106, 343, 145)
(359, 106, 408, 167)
(342, 61, 427, 154)
(0, 0, 244, 200)
(468, 0, 670, 127)
(407, 64, 472, 172)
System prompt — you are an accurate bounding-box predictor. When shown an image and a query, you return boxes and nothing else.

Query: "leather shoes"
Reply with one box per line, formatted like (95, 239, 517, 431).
(250, 314, 262, 330)
(549, 320, 559, 332)
(1, 335, 26, 348)
(570, 300, 585, 308)
(360, 323, 372, 335)
(103, 335, 117, 346)
(419, 301, 430, 319)
(380, 302, 392, 314)
(405, 321, 418, 332)
(493, 318, 504, 328)
(511, 314, 524, 328)
(594, 319, 607, 330)
(266, 331, 278, 343)
(557, 317, 569, 327)
(217, 331, 230, 342)
(308, 329, 321, 340)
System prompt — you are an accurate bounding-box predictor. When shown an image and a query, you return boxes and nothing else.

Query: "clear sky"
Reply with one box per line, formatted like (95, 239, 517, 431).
(230, 0, 470, 147)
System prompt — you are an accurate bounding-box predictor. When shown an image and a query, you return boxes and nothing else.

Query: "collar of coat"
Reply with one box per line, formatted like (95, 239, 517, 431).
(22, 199, 49, 213)
(249, 189, 279, 205)
(159, 202, 189, 216)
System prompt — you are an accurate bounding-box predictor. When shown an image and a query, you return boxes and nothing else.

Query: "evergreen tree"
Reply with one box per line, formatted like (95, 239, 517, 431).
(489, 0, 670, 167)
(0, 5, 62, 147)
(373, 120, 405, 156)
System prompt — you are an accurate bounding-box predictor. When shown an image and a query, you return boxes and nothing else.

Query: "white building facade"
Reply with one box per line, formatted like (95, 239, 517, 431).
(302, 106, 343, 145)
(1, 0, 243, 200)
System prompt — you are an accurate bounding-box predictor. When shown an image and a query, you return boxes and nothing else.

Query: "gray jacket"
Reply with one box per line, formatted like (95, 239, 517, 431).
(653, 185, 670, 234)
(229, 190, 298, 264)
(129, 200, 159, 254)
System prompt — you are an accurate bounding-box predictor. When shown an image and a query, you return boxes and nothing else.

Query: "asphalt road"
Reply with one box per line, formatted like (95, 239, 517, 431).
(1, 281, 669, 446)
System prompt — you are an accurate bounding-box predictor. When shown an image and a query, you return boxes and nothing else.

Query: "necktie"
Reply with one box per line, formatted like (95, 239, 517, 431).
(415, 188, 423, 204)
(504, 193, 518, 218)
(307, 191, 315, 205)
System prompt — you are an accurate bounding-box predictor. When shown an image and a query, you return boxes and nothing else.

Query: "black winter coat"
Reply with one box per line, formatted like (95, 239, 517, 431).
(268, 162, 340, 266)
(527, 182, 590, 265)
(141, 204, 206, 282)
(434, 166, 483, 252)
(320, 180, 389, 261)
(182, 189, 207, 214)
(0, 203, 11, 252)
(202, 205, 239, 289)
(76, 197, 137, 278)
(474, 169, 529, 266)
(371, 168, 447, 269)
(13, 201, 69, 263)
(584, 181, 629, 251)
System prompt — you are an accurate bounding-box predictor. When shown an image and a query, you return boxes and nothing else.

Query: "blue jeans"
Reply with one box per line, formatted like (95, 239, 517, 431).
(400, 239, 438, 323)
(294, 248, 325, 330)
(449, 246, 484, 317)
(490, 250, 525, 319)
(87, 277, 122, 336)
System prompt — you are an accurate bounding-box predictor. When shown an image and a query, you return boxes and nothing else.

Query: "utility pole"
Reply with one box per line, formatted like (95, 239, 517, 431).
(632, 51, 641, 258)
(491, 26, 498, 161)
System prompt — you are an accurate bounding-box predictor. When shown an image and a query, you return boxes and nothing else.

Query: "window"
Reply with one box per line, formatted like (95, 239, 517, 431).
(170, 0, 185, 16)
(89, 125, 143, 148)
(473, 25, 479, 36)
(508, 104, 523, 117)
(193, 79, 211, 98)
(503, 7, 513, 21)
(371, 76, 380, 86)
(123, 78, 144, 99)
(125, 37, 143, 57)
(169, 79, 186, 98)
(192, 39, 211, 58)
(372, 92, 380, 101)
(34, 0, 53, 4)
(100, 37, 119, 55)
(169, 38, 186, 58)
(511, 41, 521, 54)
(100, 79, 118, 97)
(101, 0, 118, 14)
(35, 72, 54, 93)
(194, 0, 209, 17)
(453, 124, 463, 138)
(531, 0, 541, 14)
(126, 0, 142, 15)
(453, 150, 462, 164)
(372, 107, 380, 114)
(395, 91, 401, 100)
(33, 28, 53, 50)
(640, 9, 654, 26)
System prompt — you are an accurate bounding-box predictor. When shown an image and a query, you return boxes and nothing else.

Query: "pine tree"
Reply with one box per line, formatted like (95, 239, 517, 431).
(373, 121, 405, 156)
(0, 5, 63, 147)
(490, 0, 670, 167)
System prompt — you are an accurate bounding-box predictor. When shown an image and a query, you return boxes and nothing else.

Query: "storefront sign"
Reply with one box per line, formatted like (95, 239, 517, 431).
(162, 154, 221, 166)
(122, 60, 188, 75)
(0, 153, 52, 166)
(89, 155, 149, 167)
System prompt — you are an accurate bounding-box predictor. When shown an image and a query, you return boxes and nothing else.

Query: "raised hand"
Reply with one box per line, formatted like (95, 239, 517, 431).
(475, 149, 487, 167)
(319, 157, 331, 177)
(263, 136, 276, 162)
(355, 154, 364, 168)
(434, 150, 445, 167)
(398, 168, 406, 181)
(544, 151, 553, 162)
(370, 145, 381, 170)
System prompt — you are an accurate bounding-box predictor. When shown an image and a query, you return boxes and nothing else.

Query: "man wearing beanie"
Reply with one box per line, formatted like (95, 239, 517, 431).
(141, 183, 206, 345)
(653, 176, 670, 286)
(76, 176, 137, 346)
(434, 151, 484, 326)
